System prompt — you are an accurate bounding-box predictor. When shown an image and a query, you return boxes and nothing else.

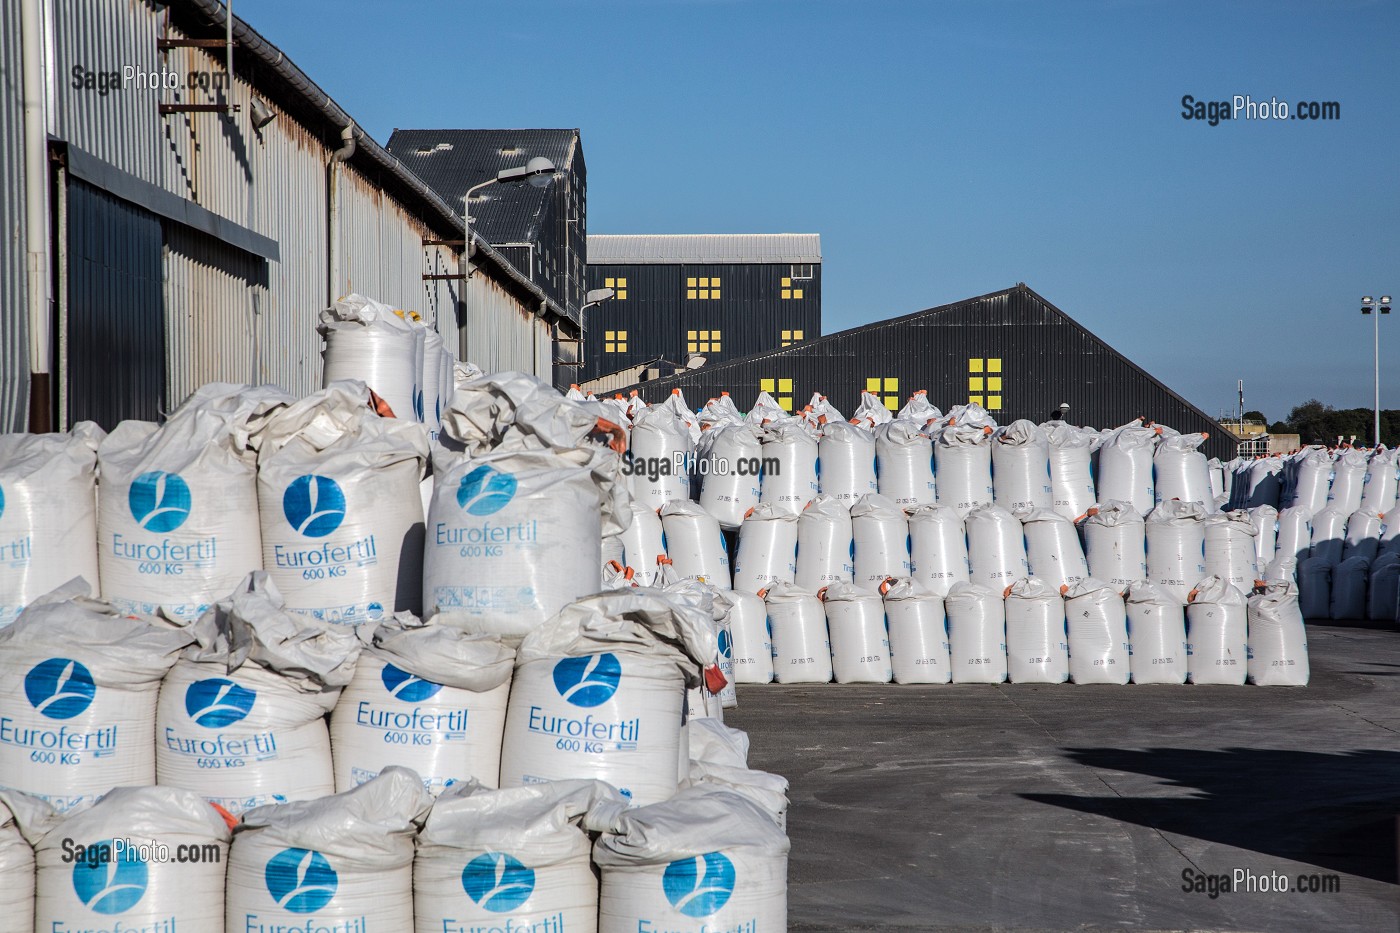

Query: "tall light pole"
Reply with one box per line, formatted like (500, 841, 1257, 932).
(1361, 295, 1392, 448)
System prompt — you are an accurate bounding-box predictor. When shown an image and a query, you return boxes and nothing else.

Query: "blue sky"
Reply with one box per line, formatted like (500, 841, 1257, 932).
(242, 0, 1399, 423)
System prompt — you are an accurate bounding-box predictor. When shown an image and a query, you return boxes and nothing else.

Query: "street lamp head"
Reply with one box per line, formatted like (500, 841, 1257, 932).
(495, 157, 558, 187)
(1363, 296, 1374, 304)
(585, 287, 615, 305)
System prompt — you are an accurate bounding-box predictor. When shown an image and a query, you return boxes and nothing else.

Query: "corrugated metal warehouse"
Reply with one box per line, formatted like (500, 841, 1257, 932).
(0, 0, 573, 432)
(615, 283, 1234, 459)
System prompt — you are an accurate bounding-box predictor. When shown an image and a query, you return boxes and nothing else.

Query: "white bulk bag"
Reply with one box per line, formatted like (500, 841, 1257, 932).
(795, 495, 855, 591)
(687, 719, 750, 771)
(602, 534, 625, 569)
(620, 501, 666, 586)
(660, 500, 730, 588)
(907, 504, 970, 596)
(1019, 507, 1088, 591)
(1250, 505, 1279, 569)
(1144, 500, 1209, 606)
(758, 421, 819, 514)
(1186, 576, 1248, 684)
(934, 423, 995, 517)
(1246, 581, 1309, 686)
(421, 328, 445, 435)
(744, 392, 786, 427)
(880, 577, 950, 684)
(1064, 578, 1131, 684)
(0, 791, 52, 933)
(1003, 577, 1069, 684)
(714, 589, 773, 684)
(415, 779, 620, 933)
(874, 420, 936, 506)
(319, 294, 418, 422)
(1203, 511, 1259, 592)
(943, 582, 1007, 683)
(98, 385, 288, 621)
(1361, 448, 1399, 515)
(1225, 458, 1253, 510)
(1244, 457, 1284, 509)
(0, 582, 191, 812)
(627, 405, 693, 508)
(965, 504, 1029, 590)
(1297, 557, 1332, 619)
(698, 424, 764, 529)
(0, 423, 104, 627)
(227, 767, 429, 933)
(713, 611, 738, 709)
(698, 393, 744, 431)
(1208, 457, 1226, 500)
(1044, 422, 1098, 522)
(1288, 447, 1333, 514)
(157, 572, 359, 814)
(1123, 581, 1187, 684)
(1367, 552, 1400, 621)
(1096, 422, 1158, 516)
(991, 420, 1053, 511)
(331, 617, 513, 793)
(684, 758, 789, 830)
(1080, 502, 1148, 593)
(1325, 448, 1369, 515)
(820, 583, 891, 683)
(500, 591, 718, 805)
(1342, 508, 1383, 563)
(36, 786, 228, 932)
(589, 786, 789, 933)
(818, 421, 878, 507)
(850, 391, 893, 429)
(1153, 432, 1214, 508)
(850, 493, 912, 586)
(1262, 556, 1297, 585)
(1275, 506, 1313, 565)
(1330, 556, 1369, 620)
(732, 504, 798, 594)
(764, 582, 832, 684)
(1309, 506, 1349, 566)
(660, 388, 701, 446)
(895, 390, 939, 425)
(260, 384, 428, 622)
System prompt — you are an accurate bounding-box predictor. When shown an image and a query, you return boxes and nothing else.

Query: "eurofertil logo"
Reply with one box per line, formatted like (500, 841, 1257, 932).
(552, 654, 621, 707)
(264, 847, 338, 913)
(461, 852, 536, 912)
(380, 664, 443, 702)
(25, 658, 96, 719)
(0, 482, 33, 568)
(272, 474, 378, 576)
(164, 677, 277, 763)
(111, 470, 219, 572)
(184, 678, 257, 727)
(0, 659, 117, 764)
(352, 663, 470, 738)
(526, 653, 639, 751)
(129, 471, 192, 533)
(434, 465, 536, 558)
(663, 852, 737, 918)
(72, 839, 149, 914)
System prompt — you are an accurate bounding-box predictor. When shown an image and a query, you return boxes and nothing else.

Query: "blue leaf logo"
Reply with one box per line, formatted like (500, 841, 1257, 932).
(128, 471, 192, 533)
(456, 465, 517, 516)
(24, 658, 96, 720)
(662, 852, 736, 918)
(461, 851, 536, 913)
(718, 629, 733, 659)
(265, 848, 338, 913)
(184, 678, 257, 728)
(551, 653, 622, 708)
(72, 841, 148, 914)
(282, 475, 347, 538)
(380, 663, 443, 702)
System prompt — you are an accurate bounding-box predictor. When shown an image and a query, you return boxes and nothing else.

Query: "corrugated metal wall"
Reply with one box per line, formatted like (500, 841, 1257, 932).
(462, 264, 549, 375)
(0, 0, 29, 430)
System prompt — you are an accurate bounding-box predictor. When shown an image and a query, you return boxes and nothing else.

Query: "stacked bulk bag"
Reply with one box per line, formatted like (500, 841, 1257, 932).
(1003, 577, 1069, 684)
(934, 423, 995, 517)
(759, 421, 819, 514)
(227, 767, 430, 933)
(1325, 448, 1369, 515)
(1297, 557, 1332, 619)
(1043, 422, 1098, 522)
(319, 294, 419, 422)
(991, 420, 1053, 511)
(331, 616, 514, 793)
(661, 388, 702, 446)
(35, 786, 229, 932)
(619, 500, 666, 586)
(818, 421, 879, 506)
(589, 786, 789, 933)
(660, 500, 730, 587)
(820, 583, 891, 683)
(499, 590, 718, 805)
(907, 504, 970, 596)
(1204, 511, 1259, 592)
(684, 756, 790, 831)
(698, 392, 744, 431)
(944, 582, 1007, 683)
(1330, 556, 1369, 620)
(99, 384, 288, 621)
(1144, 500, 1209, 605)
(1342, 508, 1383, 563)
(795, 495, 855, 591)
(1096, 421, 1158, 516)
(259, 382, 428, 622)
(744, 392, 787, 427)
(698, 424, 764, 528)
(965, 504, 1029, 590)
(1063, 579, 1130, 684)
(850, 493, 912, 586)
(1019, 507, 1088, 591)
(732, 504, 798, 594)
(714, 589, 773, 684)
(1123, 582, 1188, 684)
(1243, 457, 1284, 509)
(1274, 506, 1313, 565)
(0, 423, 104, 626)
(1287, 447, 1333, 514)
(428, 373, 629, 637)
(874, 419, 936, 506)
(1186, 576, 1248, 684)
(1367, 552, 1400, 621)
(1250, 505, 1279, 569)
(157, 572, 359, 814)
(1308, 507, 1349, 566)
(763, 582, 832, 684)
(850, 391, 893, 429)
(0, 581, 191, 812)
(627, 404, 693, 508)
(880, 577, 950, 684)
(895, 389, 939, 425)
(0, 791, 52, 933)
(1247, 581, 1309, 686)
(1080, 502, 1148, 593)
(415, 779, 621, 933)
(1153, 432, 1214, 508)
(1361, 447, 1399, 514)
(1208, 457, 1226, 501)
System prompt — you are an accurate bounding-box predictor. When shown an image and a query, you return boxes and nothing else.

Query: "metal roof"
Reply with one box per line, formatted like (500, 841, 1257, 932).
(588, 234, 822, 265)
(385, 129, 578, 245)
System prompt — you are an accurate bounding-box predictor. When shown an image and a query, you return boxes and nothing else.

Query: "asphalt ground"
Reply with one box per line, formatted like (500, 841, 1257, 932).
(728, 619, 1400, 932)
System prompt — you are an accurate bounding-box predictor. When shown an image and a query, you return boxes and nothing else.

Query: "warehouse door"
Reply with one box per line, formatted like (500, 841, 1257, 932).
(65, 179, 165, 428)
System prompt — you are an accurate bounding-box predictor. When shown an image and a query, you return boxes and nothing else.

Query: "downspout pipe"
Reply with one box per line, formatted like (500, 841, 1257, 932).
(21, 0, 50, 430)
(327, 122, 355, 305)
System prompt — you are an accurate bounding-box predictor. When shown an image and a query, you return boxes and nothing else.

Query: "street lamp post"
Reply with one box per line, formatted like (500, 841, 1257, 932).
(1361, 295, 1392, 448)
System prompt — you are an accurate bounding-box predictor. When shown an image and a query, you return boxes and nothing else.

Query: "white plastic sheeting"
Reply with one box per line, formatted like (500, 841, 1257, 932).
(732, 504, 798, 595)
(1325, 448, 1369, 516)
(1064, 578, 1130, 684)
(1080, 502, 1148, 594)
(1203, 512, 1260, 593)
(934, 424, 995, 517)
(1123, 581, 1187, 684)
(794, 495, 855, 591)
(907, 504, 970, 596)
(698, 424, 764, 529)
(319, 294, 418, 423)
(1330, 556, 1369, 620)
(0, 791, 51, 933)
(759, 421, 819, 514)
(944, 582, 1007, 683)
(714, 589, 773, 684)
(1096, 421, 1158, 516)
(874, 420, 936, 506)
(660, 500, 731, 588)
(850, 493, 912, 587)
(991, 420, 1053, 512)
(1019, 507, 1088, 591)
(880, 577, 950, 684)
(1246, 581, 1309, 686)
(818, 421, 879, 507)
(619, 501, 666, 586)
(965, 504, 1029, 591)
(1044, 422, 1098, 522)
(1361, 448, 1399, 515)
(820, 584, 891, 683)
(764, 583, 832, 684)
(1144, 500, 1209, 606)
(1186, 576, 1249, 684)
(628, 405, 694, 508)
(1003, 577, 1069, 684)
(850, 392, 894, 429)
(1153, 432, 1213, 507)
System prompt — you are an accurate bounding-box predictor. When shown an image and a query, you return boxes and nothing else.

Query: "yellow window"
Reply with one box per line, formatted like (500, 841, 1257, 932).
(687, 277, 697, 287)
(867, 377, 899, 410)
(969, 358, 984, 373)
(617, 278, 627, 288)
(604, 278, 615, 288)
(988, 358, 1002, 373)
(781, 277, 791, 287)
(687, 289, 697, 300)
(969, 376, 984, 391)
(604, 329, 628, 353)
(793, 289, 803, 299)
(969, 395, 984, 407)
(761, 377, 793, 411)
(969, 359, 1003, 407)
(761, 378, 774, 392)
(987, 377, 1002, 391)
(781, 289, 792, 299)
(698, 289, 710, 300)
(866, 377, 882, 393)
(987, 396, 1003, 411)
(780, 328, 804, 347)
(686, 329, 722, 354)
